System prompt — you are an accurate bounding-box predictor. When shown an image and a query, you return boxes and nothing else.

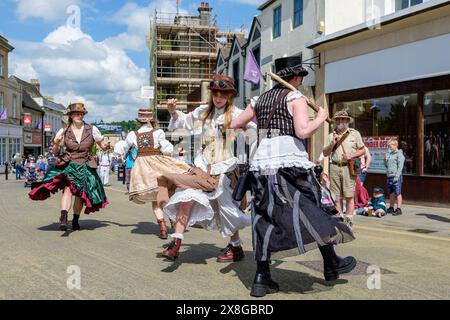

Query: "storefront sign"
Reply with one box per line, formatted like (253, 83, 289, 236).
(363, 136, 399, 173)
(44, 124, 52, 132)
(32, 132, 42, 145)
(24, 132, 33, 144)
(23, 115, 32, 125)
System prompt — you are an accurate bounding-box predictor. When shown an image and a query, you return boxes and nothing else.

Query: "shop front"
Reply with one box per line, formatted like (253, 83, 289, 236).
(330, 75, 450, 204)
(23, 130, 43, 158)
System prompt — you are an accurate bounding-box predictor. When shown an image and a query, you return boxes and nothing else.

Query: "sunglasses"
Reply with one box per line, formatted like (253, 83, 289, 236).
(210, 80, 227, 88)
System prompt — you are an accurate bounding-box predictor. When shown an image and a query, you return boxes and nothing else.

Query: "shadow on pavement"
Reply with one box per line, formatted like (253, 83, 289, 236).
(158, 242, 226, 272)
(38, 220, 110, 235)
(219, 258, 348, 295)
(416, 213, 450, 223)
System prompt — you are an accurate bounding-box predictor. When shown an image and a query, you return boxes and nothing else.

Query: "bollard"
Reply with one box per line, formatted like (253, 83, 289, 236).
(4, 162, 9, 180)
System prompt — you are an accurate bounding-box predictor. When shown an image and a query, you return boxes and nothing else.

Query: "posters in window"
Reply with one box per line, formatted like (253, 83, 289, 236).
(363, 136, 399, 173)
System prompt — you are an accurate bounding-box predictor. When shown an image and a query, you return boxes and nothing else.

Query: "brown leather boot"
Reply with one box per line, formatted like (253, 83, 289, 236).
(217, 245, 245, 262)
(162, 238, 182, 261)
(59, 210, 68, 231)
(157, 219, 168, 239)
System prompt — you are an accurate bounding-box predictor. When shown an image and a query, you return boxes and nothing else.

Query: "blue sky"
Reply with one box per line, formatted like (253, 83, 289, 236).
(0, 0, 262, 122)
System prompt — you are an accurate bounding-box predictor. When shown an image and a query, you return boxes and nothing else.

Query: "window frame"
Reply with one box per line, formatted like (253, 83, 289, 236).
(273, 5, 282, 39)
(293, 0, 304, 29)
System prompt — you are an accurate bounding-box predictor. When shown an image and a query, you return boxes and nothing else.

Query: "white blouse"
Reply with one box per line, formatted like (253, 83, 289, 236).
(124, 125, 174, 156)
(55, 125, 104, 146)
(247, 91, 314, 172)
(249, 90, 304, 109)
(168, 105, 257, 175)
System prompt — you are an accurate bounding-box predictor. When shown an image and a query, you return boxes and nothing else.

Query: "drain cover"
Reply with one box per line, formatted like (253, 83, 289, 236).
(297, 260, 396, 275)
(408, 229, 437, 234)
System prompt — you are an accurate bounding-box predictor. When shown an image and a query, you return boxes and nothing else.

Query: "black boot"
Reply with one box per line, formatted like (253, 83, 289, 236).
(59, 210, 68, 231)
(250, 261, 279, 297)
(319, 243, 356, 281)
(72, 214, 81, 231)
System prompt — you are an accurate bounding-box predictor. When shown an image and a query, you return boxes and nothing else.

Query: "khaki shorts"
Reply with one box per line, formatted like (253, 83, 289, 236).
(330, 163, 356, 199)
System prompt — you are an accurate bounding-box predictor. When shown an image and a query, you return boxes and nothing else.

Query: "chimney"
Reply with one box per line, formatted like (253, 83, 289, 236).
(198, 2, 212, 26)
(30, 79, 40, 93)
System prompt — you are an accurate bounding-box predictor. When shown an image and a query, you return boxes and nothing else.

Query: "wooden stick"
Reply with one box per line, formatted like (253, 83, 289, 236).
(268, 71, 332, 124)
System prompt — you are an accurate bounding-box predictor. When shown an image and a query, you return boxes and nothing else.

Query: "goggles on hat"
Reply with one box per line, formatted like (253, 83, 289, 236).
(209, 80, 227, 88)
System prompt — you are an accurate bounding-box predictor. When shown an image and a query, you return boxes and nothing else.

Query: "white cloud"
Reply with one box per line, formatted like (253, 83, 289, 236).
(15, 0, 83, 22)
(11, 25, 147, 122)
(105, 1, 189, 52)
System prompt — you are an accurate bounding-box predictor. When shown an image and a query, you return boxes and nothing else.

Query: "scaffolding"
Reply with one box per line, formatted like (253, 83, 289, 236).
(147, 2, 244, 129)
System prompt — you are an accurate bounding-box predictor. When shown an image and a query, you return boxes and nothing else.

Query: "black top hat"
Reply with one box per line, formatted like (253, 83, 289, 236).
(275, 56, 309, 78)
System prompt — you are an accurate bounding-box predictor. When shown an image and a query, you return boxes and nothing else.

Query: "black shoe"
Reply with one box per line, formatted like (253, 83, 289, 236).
(319, 243, 357, 281)
(72, 215, 81, 231)
(250, 273, 279, 298)
(393, 208, 402, 216)
(387, 207, 395, 214)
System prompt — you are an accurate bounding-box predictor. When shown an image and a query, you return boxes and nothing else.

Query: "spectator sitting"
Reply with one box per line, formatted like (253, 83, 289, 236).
(354, 176, 369, 215)
(363, 187, 387, 218)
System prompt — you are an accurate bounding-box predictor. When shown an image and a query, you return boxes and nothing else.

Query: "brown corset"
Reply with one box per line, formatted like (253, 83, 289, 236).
(63, 123, 97, 168)
(136, 130, 162, 157)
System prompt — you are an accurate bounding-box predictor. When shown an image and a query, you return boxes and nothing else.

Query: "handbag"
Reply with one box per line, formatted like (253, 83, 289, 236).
(232, 89, 290, 202)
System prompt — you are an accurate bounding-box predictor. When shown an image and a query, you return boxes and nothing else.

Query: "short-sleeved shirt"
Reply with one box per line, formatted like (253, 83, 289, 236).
(325, 128, 365, 163)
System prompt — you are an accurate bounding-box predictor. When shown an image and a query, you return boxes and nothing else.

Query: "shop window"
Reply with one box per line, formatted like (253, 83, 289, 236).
(423, 90, 450, 176)
(0, 137, 6, 164)
(334, 94, 418, 174)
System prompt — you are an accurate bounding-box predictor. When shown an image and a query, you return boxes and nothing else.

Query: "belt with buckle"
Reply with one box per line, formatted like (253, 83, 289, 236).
(332, 161, 348, 167)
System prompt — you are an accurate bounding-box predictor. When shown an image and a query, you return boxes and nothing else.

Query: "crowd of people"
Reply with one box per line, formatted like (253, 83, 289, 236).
(319, 115, 406, 222)
(25, 56, 412, 298)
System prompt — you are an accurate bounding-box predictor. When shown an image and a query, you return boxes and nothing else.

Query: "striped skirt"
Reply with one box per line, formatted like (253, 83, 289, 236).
(250, 166, 355, 261)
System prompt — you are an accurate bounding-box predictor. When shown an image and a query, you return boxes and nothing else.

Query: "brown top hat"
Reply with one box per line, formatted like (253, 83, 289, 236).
(67, 103, 88, 115)
(332, 109, 354, 123)
(136, 109, 154, 123)
(208, 74, 238, 97)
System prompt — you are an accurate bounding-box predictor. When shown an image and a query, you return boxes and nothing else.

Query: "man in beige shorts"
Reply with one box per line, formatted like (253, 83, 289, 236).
(323, 110, 365, 225)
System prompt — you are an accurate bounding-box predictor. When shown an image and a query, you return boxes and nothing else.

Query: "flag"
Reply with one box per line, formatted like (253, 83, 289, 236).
(0, 106, 7, 120)
(243, 50, 261, 85)
(35, 118, 42, 130)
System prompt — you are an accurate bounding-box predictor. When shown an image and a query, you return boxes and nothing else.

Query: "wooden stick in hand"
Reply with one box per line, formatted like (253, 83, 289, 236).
(268, 71, 332, 124)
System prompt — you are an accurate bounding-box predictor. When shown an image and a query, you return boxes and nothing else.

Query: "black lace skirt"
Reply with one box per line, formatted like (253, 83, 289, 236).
(250, 167, 355, 261)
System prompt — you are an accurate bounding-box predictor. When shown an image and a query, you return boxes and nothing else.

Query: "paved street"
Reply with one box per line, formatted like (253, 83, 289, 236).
(0, 176, 449, 300)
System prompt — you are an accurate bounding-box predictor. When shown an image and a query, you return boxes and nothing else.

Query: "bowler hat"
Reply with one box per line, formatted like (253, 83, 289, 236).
(208, 74, 238, 97)
(67, 103, 88, 115)
(136, 109, 154, 123)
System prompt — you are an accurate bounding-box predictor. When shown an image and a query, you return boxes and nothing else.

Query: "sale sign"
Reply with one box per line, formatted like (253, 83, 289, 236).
(362, 136, 399, 173)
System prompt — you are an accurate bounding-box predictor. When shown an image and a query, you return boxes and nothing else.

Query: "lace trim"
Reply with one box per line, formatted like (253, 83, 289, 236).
(250, 155, 315, 171)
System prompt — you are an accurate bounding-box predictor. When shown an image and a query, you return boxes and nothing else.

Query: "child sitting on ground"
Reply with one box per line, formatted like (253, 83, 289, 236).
(364, 187, 387, 217)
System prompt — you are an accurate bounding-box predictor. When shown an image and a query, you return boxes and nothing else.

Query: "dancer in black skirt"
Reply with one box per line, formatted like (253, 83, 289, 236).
(231, 56, 356, 297)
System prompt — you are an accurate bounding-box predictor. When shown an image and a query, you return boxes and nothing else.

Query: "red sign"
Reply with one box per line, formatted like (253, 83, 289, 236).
(363, 136, 399, 149)
(44, 124, 52, 132)
(23, 115, 32, 125)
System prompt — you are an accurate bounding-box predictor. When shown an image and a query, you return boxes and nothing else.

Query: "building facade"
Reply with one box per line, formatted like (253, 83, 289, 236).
(0, 35, 22, 172)
(34, 94, 65, 150)
(308, 0, 450, 204)
(147, 2, 245, 131)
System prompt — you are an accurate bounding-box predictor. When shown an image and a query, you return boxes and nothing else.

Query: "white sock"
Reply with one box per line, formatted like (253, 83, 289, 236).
(230, 239, 242, 247)
(170, 233, 184, 240)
